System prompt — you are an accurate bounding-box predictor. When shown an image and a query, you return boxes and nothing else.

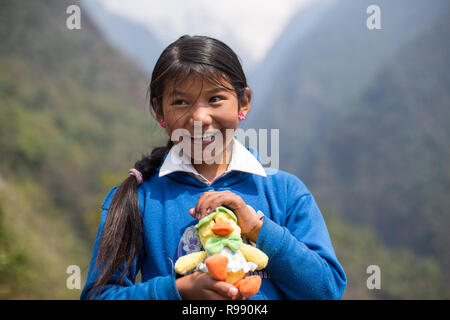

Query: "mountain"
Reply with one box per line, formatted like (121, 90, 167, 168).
(81, 0, 165, 76)
(80, 0, 260, 76)
(309, 3, 450, 291)
(246, 0, 335, 125)
(0, 0, 165, 298)
(247, 0, 450, 297)
(247, 0, 448, 173)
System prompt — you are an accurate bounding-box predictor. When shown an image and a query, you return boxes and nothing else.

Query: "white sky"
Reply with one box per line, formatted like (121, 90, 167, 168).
(98, 0, 312, 65)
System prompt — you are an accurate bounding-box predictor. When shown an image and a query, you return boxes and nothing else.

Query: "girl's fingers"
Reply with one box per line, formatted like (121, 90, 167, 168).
(198, 193, 258, 235)
(208, 192, 241, 213)
(209, 279, 240, 300)
(192, 190, 245, 221)
(195, 191, 217, 219)
(196, 193, 225, 219)
(197, 193, 240, 220)
(204, 290, 230, 300)
(194, 272, 241, 300)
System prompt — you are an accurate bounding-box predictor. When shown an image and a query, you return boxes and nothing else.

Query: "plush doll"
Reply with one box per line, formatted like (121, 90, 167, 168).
(175, 206, 269, 298)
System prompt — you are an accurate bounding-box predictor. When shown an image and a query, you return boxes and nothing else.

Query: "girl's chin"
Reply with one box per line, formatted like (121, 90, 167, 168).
(191, 144, 233, 165)
(189, 148, 224, 165)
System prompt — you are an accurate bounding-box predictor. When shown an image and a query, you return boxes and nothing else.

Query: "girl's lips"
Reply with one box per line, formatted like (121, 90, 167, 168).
(190, 130, 221, 146)
(191, 135, 215, 146)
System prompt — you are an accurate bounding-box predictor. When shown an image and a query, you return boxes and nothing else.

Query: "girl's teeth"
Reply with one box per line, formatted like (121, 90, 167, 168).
(190, 135, 215, 144)
(192, 135, 214, 141)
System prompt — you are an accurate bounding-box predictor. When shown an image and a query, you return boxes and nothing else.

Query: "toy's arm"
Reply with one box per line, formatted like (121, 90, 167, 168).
(240, 243, 268, 270)
(174, 251, 207, 275)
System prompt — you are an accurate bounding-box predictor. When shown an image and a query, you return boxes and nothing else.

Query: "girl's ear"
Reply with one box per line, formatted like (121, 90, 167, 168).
(152, 97, 163, 122)
(239, 87, 252, 116)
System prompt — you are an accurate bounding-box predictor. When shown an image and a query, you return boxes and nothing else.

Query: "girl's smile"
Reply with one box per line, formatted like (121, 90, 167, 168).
(190, 128, 220, 146)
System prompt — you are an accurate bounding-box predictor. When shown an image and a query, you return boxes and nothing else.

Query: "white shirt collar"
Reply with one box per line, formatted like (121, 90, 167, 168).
(158, 137, 267, 185)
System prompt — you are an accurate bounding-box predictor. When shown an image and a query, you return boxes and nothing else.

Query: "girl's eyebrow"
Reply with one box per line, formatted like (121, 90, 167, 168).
(172, 87, 227, 96)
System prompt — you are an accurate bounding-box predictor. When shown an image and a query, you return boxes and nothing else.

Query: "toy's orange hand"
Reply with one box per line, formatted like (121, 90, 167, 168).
(189, 190, 263, 242)
(234, 275, 262, 298)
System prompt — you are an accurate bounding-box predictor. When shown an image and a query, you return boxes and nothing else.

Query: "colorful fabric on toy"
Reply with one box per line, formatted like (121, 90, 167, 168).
(196, 247, 258, 273)
(204, 235, 243, 254)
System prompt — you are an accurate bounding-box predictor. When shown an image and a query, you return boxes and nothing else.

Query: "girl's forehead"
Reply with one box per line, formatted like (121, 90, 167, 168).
(164, 72, 233, 97)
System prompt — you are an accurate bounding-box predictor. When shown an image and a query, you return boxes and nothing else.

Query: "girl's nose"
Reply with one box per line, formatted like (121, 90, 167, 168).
(191, 104, 213, 125)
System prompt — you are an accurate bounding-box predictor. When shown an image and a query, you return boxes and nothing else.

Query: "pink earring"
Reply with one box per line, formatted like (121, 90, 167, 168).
(238, 111, 246, 120)
(160, 119, 166, 127)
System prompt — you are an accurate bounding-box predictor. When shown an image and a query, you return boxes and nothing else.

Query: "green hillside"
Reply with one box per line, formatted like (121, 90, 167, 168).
(0, 0, 165, 298)
(247, 0, 450, 298)
(309, 4, 450, 295)
(324, 211, 442, 299)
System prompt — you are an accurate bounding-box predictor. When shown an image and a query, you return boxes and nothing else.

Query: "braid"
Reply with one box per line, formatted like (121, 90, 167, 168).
(89, 139, 173, 298)
(134, 139, 174, 180)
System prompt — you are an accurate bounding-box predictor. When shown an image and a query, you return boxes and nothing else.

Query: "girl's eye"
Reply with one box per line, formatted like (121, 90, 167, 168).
(210, 96, 224, 103)
(172, 99, 188, 106)
(171, 96, 224, 105)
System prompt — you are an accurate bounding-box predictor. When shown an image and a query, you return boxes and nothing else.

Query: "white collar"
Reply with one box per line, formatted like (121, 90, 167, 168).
(158, 137, 267, 184)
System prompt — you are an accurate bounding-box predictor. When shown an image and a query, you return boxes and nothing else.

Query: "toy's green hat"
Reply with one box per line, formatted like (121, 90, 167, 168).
(195, 206, 238, 232)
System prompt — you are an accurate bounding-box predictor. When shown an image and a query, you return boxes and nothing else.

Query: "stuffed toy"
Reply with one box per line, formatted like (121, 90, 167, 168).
(175, 206, 269, 298)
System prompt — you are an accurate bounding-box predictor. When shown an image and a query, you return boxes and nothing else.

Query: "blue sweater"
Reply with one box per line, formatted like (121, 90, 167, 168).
(80, 149, 346, 300)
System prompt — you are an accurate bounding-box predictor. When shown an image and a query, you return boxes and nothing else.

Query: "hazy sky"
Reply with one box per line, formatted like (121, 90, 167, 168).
(98, 0, 312, 65)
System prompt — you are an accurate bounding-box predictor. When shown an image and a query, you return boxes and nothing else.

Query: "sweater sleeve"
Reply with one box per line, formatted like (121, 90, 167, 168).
(80, 186, 182, 300)
(255, 178, 347, 300)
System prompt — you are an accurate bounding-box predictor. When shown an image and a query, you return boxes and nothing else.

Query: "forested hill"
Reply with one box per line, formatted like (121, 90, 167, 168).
(248, 0, 450, 298)
(80, 0, 164, 76)
(0, 0, 165, 298)
(308, 3, 450, 292)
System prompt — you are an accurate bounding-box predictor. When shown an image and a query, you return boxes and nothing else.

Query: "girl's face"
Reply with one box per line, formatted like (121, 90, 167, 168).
(153, 73, 251, 165)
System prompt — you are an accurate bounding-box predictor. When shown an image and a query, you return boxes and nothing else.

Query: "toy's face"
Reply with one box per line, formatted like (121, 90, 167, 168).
(197, 211, 241, 247)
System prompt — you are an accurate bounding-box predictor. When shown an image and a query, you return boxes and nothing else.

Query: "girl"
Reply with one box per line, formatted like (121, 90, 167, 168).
(80, 35, 346, 300)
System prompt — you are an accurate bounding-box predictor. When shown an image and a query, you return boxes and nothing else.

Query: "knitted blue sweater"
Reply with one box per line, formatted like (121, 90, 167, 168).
(80, 149, 346, 300)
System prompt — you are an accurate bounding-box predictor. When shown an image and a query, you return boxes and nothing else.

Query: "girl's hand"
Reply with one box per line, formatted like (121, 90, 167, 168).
(176, 272, 244, 300)
(189, 190, 263, 242)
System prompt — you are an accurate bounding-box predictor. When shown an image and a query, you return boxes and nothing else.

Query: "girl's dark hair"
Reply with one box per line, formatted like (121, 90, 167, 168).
(90, 35, 249, 298)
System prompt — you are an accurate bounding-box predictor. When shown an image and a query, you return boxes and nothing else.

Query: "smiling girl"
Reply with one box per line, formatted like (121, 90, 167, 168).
(80, 35, 346, 300)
